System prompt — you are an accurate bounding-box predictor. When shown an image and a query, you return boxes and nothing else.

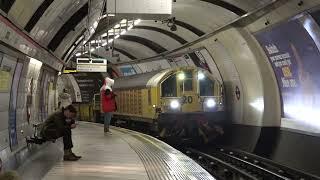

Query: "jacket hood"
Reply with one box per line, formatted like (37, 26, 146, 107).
(101, 77, 114, 91)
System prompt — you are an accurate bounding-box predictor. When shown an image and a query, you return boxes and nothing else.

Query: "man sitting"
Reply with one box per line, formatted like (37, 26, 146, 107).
(40, 105, 81, 161)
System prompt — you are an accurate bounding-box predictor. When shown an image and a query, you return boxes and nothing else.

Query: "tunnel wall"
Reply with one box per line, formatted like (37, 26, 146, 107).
(0, 41, 58, 171)
(156, 0, 320, 175)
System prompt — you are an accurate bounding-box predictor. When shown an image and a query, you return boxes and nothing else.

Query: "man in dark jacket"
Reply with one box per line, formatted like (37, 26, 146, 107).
(40, 105, 81, 161)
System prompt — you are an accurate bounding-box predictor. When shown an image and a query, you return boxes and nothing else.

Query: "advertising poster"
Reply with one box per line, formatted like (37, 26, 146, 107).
(0, 70, 10, 92)
(119, 65, 136, 76)
(9, 62, 23, 149)
(255, 15, 320, 132)
(73, 73, 102, 103)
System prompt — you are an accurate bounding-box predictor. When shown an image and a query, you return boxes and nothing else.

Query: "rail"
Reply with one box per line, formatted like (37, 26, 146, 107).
(185, 147, 319, 180)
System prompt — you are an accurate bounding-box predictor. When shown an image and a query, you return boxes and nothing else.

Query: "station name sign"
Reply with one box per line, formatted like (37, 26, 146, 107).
(76, 58, 107, 72)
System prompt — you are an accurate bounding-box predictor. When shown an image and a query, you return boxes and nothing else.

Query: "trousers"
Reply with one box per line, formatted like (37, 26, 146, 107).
(42, 126, 73, 150)
(63, 128, 73, 150)
(104, 112, 112, 131)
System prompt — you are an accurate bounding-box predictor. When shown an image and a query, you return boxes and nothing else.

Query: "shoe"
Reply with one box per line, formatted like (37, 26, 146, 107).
(63, 154, 79, 161)
(72, 153, 82, 159)
(106, 131, 112, 135)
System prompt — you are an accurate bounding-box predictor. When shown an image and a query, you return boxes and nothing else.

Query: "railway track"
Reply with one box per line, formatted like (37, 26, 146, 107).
(112, 124, 319, 180)
(184, 147, 319, 180)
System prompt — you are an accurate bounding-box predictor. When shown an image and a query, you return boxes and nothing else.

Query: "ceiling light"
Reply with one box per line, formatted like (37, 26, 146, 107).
(135, 19, 141, 24)
(128, 25, 133, 30)
(93, 21, 98, 28)
(120, 30, 126, 35)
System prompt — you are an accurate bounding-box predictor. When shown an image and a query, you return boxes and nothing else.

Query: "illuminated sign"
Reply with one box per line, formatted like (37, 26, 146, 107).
(76, 58, 107, 72)
(63, 70, 77, 74)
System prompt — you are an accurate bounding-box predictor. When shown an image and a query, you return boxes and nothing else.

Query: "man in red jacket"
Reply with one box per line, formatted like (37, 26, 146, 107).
(100, 77, 117, 134)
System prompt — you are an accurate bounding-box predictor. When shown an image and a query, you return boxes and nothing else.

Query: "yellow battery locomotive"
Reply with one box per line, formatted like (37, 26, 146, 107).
(109, 66, 226, 142)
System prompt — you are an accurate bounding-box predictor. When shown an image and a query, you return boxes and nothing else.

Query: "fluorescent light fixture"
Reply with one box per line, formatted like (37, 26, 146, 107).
(100, 14, 107, 19)
(102, 42, 108, 46)
(128, 25, 134, 30)
(115, 35, 120, 39)
(75, 52, 82, 57)
(135, 19, 141, 24)
(90, 27, 95, 34)
(100, 14, 115, 19)
(101, 33, 108, 37)
(90, 48, 95, 52)
(93, 21, 98, 28)
(91, 40, 106, 44)
(120, 19, 127, 24)
(120, 30, 126, 35)
(75, 35, 84, 44)
(108, 39, 114, 43)
(170, 100, 180, 109)
(114, 24, 120, 28)
(29, 57, 43, 66)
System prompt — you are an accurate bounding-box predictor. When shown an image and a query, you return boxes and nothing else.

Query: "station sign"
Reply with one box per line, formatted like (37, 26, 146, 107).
(63, 69, 77, 74)
(76, 58, 107, 72)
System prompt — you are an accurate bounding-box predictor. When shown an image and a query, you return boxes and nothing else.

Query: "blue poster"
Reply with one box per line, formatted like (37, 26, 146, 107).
(119, 66, 136, 76)
(9, 62, 23, 149)
(255, 15, 320, 130)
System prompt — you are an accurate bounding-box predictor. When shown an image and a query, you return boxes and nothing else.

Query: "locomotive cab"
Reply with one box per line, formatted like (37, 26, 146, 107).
(159, 67, 224, 114)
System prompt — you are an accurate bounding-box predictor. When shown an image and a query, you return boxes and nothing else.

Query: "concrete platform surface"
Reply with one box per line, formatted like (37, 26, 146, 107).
(17, 122, 215, 180)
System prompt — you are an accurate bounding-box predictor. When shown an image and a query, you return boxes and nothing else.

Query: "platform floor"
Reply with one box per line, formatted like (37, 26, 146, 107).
(17, 122, 215, 180)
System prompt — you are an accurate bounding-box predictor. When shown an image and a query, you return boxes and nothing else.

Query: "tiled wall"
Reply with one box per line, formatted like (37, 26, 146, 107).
(0, 49, 58, 167)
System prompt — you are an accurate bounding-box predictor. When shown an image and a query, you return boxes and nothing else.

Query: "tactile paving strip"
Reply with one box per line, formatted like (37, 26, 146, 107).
(117, 128, 216, 180)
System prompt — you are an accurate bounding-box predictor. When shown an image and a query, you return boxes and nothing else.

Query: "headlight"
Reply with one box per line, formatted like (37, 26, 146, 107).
(177, 73, 185, 80)
(170, 100, 180, 109)
(198, 72, 205, 80)
(206, 98, 216, 108)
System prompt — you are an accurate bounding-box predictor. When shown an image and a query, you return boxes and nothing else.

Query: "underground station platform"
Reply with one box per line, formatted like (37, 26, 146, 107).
(17, 122, 215, 180)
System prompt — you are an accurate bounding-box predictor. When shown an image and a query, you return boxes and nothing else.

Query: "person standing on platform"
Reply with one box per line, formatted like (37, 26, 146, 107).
(59, 89, 72, 108)
(100, 77, 117, 134)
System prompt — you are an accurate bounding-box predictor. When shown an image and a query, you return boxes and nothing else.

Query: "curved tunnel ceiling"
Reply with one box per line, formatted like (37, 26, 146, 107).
(200, 0, 247, 16)
(119, 35, 168, 54)
(174, 20, 206, 37)
(48, 3, 88, 51)
(113, 47, 137, 60)
(0, 0, 274, 67)
(24, 0, 55, 33)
